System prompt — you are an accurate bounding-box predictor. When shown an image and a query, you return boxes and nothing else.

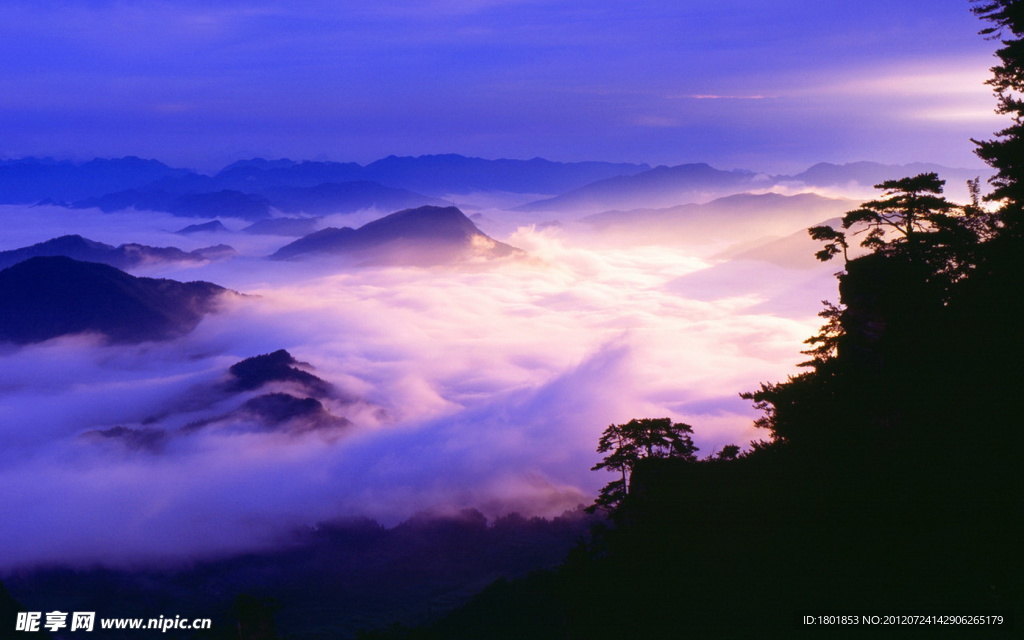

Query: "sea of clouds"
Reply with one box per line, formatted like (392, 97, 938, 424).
(0, 198, 841, 569)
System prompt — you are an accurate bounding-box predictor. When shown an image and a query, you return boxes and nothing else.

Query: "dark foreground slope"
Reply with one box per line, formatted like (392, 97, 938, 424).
(387, 253, 1021, 640)
(0, 256, 230, 344)
(3, 510, 596, 640)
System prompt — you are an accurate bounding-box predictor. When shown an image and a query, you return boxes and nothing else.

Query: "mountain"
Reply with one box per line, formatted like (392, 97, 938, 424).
(789, 161, 987, 188)
(84, 349, 354, 450)
(181, 155, 649, 196)
(72, 188, 274, 220)
(0, 156, 194, 203)
(225, 349, 335, 397)
(0, 256, 231, 344)
(784, 161, 992, 203)
(69, 179, 441, 219)
(359, 154, 651, 195)
(212, 159, 364, 192)
(271, 205, 523, 265)
(166, 190, 273, 219)
(176, 220, 230, 234)
(262, 181, 449, 215)
(182, 349, 351, 436)
(0, 235, 235, 271)
(242, 217, 323, 237)
(581, 192, 855, 246)
(70, 188, 175, 213)
(183, 392, 352, 435)
(517, 163, 768, 213)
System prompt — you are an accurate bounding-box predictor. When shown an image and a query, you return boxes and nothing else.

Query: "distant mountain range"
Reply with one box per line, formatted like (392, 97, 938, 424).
(272, 205, 523, 266)
(580, 192, 856, 246)
(0, 154, 651, 217)
(0, 155, 990, 220)
(0, 156, 191, 202)
(518, 161, 990, 213)
(0, 256, 231, 344)
(0, 234, 235, 271)
(786, 161, 986, 191)
(208, 155, 651, 196)
(518, 163, 768, 212)
(68, 182, 449, 221)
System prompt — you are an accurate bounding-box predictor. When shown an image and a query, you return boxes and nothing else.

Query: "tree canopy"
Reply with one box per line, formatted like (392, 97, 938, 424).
(588, 418, 697, 512)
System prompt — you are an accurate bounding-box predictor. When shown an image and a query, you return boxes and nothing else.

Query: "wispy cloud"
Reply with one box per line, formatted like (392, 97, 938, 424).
(673, 94, 774, 100)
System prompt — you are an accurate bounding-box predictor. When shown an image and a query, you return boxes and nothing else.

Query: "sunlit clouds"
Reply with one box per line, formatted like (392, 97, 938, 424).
(0, 198, 838, 568)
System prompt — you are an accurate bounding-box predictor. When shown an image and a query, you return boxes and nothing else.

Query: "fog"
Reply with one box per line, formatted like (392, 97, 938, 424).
(0, 198, 841, 569)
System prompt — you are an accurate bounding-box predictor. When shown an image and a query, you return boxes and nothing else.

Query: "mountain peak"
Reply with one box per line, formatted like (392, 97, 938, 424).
(271, 205, 521, 264)
(0, 256, 229, 344)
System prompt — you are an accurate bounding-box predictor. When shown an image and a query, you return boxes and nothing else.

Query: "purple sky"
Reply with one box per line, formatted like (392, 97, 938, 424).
(0, 0, 1000, 173)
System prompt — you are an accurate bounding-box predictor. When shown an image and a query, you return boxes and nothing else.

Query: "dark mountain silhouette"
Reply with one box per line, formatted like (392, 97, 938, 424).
(0, 256, 230, 344)
(179, 350, 352, 436)
(0, 156, 193, 203)
(242, 216, 323, 237)
(82, 426, 169, 453)
(212, 158, 364, 192)
(153, 155, 649, 197)
(359, 154, 651, 195)
(517, 163, 767, 212)
(225, 349, 334, 397)
(175, 220, 230, 234)
(0, 581, 51, 638)
(192, 244, 238, 261)
(183, 392, 352, 435)
(241, 393, 351, 430)
(272, 205, 522, 265)
(262, 181, 449, 215)
(0, 235, 235, 271)
(85, 350, 353, 449)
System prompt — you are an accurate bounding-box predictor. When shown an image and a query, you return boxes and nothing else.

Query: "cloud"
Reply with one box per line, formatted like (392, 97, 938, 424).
(0, 203, 833, 569)
(671, 94, 774, 100)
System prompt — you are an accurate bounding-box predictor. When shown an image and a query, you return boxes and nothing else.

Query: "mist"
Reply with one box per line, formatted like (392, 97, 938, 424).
(0, 197, 840, 570)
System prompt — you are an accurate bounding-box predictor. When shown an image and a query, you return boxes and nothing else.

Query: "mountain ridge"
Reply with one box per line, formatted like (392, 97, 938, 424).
(0, 256, 231, 344)
(0, 234, 236, 271)
(272, 205, 523, 265)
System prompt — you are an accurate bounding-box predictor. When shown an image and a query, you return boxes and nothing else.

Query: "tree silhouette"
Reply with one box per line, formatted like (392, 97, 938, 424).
(972, 0, 1024, 224)
(588, 418, 697, 512)
(808, 172, 987, 284)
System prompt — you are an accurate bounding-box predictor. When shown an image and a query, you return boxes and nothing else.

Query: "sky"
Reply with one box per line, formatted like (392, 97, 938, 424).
(0, 0, 1002, 173)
